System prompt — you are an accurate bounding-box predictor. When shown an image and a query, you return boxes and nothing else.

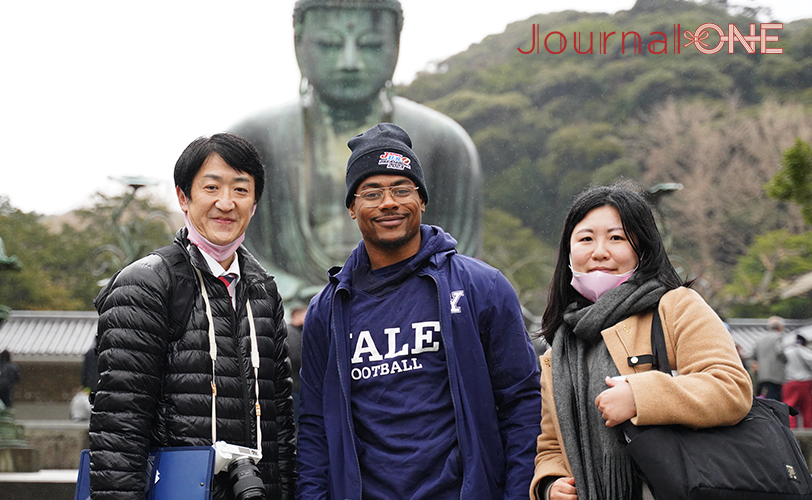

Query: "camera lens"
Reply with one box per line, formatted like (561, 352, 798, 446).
(227, 457, 265, 500)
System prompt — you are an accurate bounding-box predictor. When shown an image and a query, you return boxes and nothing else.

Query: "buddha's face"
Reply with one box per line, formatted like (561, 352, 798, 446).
(295, 8, 399, 107)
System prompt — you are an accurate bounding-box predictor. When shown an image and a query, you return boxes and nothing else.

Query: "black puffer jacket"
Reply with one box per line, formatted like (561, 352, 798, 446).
(90, 230, 295, 500)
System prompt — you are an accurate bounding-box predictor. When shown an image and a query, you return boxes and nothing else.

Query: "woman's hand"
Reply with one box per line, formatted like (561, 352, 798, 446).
(550, 477, 577, 500)
(595, 376, 637, 427)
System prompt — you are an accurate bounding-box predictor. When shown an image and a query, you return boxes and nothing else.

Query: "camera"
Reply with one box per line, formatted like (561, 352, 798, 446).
(212, 441, 265, 500)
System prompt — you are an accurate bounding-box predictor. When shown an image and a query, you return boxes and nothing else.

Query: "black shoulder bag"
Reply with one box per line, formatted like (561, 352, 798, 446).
(623, 308, 812, 500)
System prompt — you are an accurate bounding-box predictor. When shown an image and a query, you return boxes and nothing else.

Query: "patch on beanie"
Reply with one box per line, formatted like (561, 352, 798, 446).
(379, 152, 412, 171)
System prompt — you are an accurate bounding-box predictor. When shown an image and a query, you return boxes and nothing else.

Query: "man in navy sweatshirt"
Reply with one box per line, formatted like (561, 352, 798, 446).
(296, 123, 541, 500)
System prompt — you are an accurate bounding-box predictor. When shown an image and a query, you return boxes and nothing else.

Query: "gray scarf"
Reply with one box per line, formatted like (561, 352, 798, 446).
(552, 279, 667, 500)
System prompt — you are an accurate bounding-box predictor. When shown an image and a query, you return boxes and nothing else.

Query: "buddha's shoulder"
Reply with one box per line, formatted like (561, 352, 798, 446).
(392, 97, 474, 144)
(229, 101, 303, 135)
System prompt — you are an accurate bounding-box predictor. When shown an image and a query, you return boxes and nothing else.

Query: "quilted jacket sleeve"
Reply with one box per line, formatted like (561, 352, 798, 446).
(89, 255, 172, 500)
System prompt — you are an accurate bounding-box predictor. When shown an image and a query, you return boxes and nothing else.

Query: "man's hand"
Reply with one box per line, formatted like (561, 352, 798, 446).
(594, 376, 636, 427)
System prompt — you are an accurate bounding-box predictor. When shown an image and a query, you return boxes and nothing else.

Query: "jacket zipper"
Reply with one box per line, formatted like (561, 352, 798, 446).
(333, 288, 363, 498)
(424, 272, 465, 500)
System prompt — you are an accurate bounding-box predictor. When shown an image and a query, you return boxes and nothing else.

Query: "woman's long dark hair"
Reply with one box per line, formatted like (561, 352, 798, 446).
(540, 182, 685, 344)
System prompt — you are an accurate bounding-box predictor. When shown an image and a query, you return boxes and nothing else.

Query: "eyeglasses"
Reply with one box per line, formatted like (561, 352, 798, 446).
(354, 185, 419, 205)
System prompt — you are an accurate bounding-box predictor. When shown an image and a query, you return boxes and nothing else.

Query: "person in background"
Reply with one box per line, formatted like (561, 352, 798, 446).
(752, 316, 788, 401)
(81, 340, 99, 393)
(0, 350, 21, 409)
(735, 343, 757, 387)
(70, 386, 92, 421)
(783, 334, 812, 428)
(532, 183, 751, 500)
(71, 339, 100, 421)
(286, 306, 306, 427)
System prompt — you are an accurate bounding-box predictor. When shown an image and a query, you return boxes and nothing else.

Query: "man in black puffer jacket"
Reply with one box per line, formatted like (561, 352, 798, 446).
(90, 133, 295, 500)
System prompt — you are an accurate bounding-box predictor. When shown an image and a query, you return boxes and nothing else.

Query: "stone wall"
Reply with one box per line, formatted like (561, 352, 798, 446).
(21, 421, 88, 470)
(16, 362, 83, 404)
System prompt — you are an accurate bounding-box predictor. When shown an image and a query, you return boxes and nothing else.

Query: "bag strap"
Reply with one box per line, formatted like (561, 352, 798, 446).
(650, 308, 673, 376)
(152, 243, 197, 342)
(194, 265, 262, 452)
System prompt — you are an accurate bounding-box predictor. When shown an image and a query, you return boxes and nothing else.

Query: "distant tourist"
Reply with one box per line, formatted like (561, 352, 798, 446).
(753, 316, 788, 401)
(286, 306, 305, 426)
(783, 334, 812, 428)
(81, 340, 99, 393)
(70, 387, 91, 421)
(0, 349, 21, 408)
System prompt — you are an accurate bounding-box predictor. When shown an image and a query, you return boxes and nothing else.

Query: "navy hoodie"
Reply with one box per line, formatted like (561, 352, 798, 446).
(297, 225, 541, 500)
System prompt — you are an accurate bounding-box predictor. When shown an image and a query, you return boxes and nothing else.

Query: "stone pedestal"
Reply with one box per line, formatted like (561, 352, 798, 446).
(21, 421, 88, 469)
(0, 446, 39, 473)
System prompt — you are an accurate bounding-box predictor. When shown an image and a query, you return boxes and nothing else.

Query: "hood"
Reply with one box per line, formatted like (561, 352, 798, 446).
(329, 224, 457, 296)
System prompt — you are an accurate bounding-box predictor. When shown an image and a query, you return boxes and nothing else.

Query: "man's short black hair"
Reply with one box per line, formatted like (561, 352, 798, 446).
(174, 133, 265, 201)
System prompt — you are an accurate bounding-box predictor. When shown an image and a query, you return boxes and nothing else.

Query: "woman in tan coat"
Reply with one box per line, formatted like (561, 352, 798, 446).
(531, 184, 752, 500)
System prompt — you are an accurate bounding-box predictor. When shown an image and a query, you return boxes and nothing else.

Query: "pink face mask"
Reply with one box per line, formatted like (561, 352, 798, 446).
(184, 212, 245, 263)
(570, 265, 636, 302)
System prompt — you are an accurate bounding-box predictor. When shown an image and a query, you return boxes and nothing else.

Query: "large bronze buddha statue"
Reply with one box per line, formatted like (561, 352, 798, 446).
(231, 0, 482, 300)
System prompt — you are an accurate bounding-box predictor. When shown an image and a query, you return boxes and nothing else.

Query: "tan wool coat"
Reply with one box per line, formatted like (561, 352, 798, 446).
(530, 286, 753, 499)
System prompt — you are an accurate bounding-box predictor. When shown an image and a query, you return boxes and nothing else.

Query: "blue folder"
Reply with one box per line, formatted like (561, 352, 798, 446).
(74, 446, 215, 500)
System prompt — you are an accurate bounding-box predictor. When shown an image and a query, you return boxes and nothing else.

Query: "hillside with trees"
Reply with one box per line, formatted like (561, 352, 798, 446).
(399, 0, 812, 317)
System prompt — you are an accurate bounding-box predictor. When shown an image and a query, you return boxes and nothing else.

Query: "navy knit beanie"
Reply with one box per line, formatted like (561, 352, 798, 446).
(345, 123, 428, 207)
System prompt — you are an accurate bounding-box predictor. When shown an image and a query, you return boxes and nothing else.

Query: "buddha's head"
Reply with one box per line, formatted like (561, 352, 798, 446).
(294, 0, 402, 108)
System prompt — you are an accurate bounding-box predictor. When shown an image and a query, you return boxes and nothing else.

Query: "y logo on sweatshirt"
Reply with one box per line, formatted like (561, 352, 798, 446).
(450, 290, 464, 314)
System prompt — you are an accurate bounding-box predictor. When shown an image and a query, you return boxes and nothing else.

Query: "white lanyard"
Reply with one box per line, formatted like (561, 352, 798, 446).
(194, 267, 262, 453)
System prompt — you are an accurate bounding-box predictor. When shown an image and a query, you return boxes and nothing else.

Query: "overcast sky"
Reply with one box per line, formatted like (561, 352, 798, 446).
(2, 0, 811, 216)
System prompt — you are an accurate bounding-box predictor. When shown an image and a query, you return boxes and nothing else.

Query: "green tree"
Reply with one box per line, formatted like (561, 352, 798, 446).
(481, 209, 555, 317)
(765, 138, 812, 225)
(0, 193, 173, 311)
(633, 99, 812, 305)
(723, 229, 812, 318)
(74, 191, 174, 282)
(0, 235, 22, 321)
(0, 198, 93, 310)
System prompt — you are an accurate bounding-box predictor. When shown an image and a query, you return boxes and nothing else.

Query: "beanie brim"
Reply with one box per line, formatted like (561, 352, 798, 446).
(344, 123, 428, 207)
